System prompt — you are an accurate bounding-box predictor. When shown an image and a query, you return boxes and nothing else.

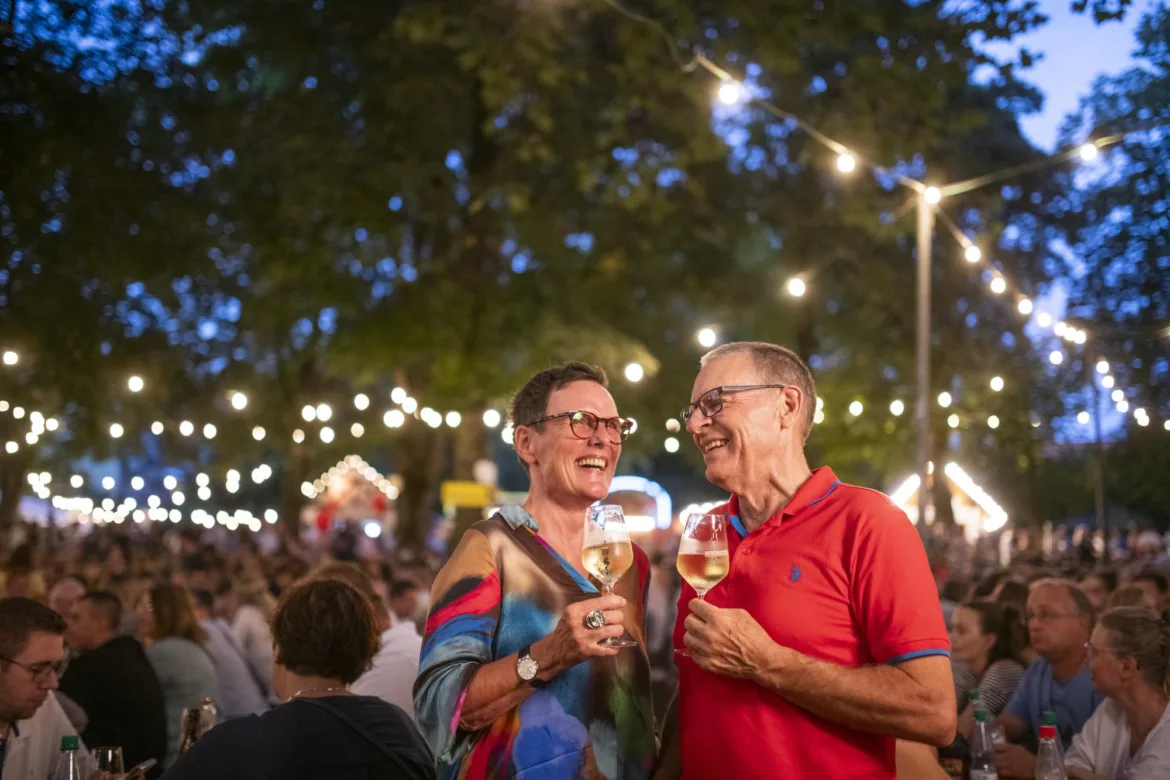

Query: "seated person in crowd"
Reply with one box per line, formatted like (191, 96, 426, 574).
(311, 564, 421, 721)
(139, 583, 221, 769)
(1065, 607, 1170, 779)
(950, 601, 1028, 738)
(1131, 572, 1169, 618)
(191, 590, 269, 719)
(0, 597, 96, 779)
(996, 579, 1104, 778)
(1108, 586, 1151, 611)
(160, 578, 435, 780)
(59, 590, 168, 777)
(1080, 571, 1118, 614)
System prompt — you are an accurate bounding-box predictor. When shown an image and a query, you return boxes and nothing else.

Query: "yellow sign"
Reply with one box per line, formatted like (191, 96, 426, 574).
(441, 481, 495, 509)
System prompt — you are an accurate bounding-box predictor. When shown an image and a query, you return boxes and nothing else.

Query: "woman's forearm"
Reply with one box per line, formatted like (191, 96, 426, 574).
(459, 636, 567, 730)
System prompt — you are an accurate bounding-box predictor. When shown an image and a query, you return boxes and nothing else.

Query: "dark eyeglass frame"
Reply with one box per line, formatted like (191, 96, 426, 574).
(0, 654, 68, 682)
(523, 410, 635, 444)
(679, 384, 792, 423)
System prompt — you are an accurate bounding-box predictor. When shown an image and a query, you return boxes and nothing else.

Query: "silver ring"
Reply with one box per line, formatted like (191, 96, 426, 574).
(584, 609, 606, 630)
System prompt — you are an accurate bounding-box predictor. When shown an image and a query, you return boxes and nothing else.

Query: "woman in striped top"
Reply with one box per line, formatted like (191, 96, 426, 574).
(950, 600, 1028, 740)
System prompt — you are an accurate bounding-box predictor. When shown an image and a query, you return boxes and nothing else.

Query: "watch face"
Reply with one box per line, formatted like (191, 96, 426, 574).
(517, 655, 539, 681)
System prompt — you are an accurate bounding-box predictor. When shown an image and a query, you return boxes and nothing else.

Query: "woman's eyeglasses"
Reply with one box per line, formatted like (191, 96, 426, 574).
(679, 384, 791, 423)
(524, 410, 634, 444)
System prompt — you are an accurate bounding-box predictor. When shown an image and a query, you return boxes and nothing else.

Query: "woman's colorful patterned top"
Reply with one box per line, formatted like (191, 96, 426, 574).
(414, 505, 655, 779)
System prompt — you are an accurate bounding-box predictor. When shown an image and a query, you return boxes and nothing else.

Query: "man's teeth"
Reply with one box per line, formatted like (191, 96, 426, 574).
(702, 440, 727, 453)
(576, 458, 607, 469)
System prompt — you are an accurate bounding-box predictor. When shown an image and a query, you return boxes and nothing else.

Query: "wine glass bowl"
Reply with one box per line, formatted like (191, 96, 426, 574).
(676, 513, 730, 599)
(582, 504, 638, 648)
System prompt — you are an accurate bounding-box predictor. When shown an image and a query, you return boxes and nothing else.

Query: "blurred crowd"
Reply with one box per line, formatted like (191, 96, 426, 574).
(4, 515, 1170, 779)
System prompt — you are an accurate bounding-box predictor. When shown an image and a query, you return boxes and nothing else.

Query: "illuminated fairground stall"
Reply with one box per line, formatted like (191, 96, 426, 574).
(300, 455, 399, 539)
(889, 462, 1008, 542)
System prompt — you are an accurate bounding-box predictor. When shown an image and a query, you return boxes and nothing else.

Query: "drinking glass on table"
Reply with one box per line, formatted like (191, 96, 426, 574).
(93, 747, 124, 779)
(675, 513, 730, 656)
(582, 504, 638, 648)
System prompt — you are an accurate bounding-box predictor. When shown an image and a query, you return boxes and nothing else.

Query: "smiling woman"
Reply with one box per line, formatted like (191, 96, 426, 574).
(414, 363, 656, 780)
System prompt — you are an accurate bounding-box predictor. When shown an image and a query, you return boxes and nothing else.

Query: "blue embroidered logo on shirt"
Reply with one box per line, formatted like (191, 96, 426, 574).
(789, 565, 802, 583)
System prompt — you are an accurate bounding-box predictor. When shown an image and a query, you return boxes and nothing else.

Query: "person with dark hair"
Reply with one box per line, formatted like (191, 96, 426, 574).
(0, 597, 96, 778)
(139, 583, 221, 768)
(1080, 570, 1119, 613)
(1065, 607, 1170, 778)
(1108, 585, 1150, 611)
(950, 601, 1028, 739)
(59, 591, 168, 777)
(1132, 572, 1169, 618)
(311, 563, 421, 720)
(416, 362, 655, 779)
(996, 578, 1104, 777)
(190, 590, 269, 720)
(161, 578, 435, 780)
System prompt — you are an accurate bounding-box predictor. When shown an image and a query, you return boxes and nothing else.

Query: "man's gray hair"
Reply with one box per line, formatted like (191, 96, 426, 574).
(1029, 577, 1097, 627)
(700, 341, 817, 441)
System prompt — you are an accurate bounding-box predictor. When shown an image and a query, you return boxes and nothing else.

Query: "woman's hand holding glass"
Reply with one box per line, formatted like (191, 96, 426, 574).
(533, 595, 629, 672)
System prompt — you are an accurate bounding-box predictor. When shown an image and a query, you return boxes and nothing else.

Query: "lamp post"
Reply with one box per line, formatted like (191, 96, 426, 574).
(915, 192, 935, 536)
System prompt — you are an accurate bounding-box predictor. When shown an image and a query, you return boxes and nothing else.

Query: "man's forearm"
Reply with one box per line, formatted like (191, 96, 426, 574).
(752, 645, 955, 746)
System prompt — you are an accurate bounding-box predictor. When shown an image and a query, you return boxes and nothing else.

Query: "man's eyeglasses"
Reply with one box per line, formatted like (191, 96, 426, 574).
(680, 385, 792, 424)
(524, 410, 635, 444)
(0, 655, 68, 683)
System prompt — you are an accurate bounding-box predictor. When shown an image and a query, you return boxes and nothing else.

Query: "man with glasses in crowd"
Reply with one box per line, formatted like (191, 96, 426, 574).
(994, 578, 1103, 778)
(0, 597, 96, 779)
(656, 341, 955, 780)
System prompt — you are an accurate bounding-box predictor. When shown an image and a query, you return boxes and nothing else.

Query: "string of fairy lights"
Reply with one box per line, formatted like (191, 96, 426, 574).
(3, 0, 1166, 526)
(597, 0, 1167, 452)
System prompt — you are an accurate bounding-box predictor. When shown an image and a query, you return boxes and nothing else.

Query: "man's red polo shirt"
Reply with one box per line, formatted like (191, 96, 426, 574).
(672, 466, 949, 779)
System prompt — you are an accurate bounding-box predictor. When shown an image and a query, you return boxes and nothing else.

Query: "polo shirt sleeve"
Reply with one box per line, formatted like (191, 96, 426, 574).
(849, 497, 950, 665)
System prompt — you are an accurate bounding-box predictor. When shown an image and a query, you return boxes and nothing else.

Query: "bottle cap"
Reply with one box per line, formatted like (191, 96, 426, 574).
(967, 688, 981, 703)
(1042, 711, 1058, 726)
(1039, 724, 1057, 740)
(975, 710, 991, 723)
(60, 735, 80, 751)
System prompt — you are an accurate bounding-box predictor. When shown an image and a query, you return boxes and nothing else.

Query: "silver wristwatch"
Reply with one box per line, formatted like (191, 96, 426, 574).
(517, 644, 544, 687)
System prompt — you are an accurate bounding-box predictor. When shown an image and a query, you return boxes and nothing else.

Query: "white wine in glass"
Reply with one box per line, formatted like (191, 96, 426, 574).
(582, 504, 637, 648)
(677, 513, 729, 599)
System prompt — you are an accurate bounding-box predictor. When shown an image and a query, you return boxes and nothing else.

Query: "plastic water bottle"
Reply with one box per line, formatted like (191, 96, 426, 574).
(1036, 723, 1067, 780)
(969, 709, 999, 780)
(51, 735, 84, 780)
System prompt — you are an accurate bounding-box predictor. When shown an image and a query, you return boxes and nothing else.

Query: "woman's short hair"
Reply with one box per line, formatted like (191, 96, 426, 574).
(1082, 569, 1118, 593)
(271, 578, 379, 684)
(1099, 606, 1170, 695)
(149, 583, 208, 644)
(509, 362, 609, 428)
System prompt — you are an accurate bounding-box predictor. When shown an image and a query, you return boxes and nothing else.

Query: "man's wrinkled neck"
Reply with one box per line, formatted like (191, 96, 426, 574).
(736, 449, 813, 533)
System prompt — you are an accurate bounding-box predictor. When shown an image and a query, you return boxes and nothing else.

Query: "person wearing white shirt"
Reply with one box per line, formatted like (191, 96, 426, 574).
(230, 581, 276, 699)
(1066, 607, 1170, 780)
(309, 565, 422, 720)
(0, 598, 96, 780)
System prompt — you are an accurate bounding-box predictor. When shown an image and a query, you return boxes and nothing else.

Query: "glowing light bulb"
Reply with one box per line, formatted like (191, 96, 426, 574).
(990, 377, 1004, 393)
(697, 328, 717, 348)
(230, 392, 248, 410)
(988, 415, 1000, 429)
(354, 393, 369, 411)
(836, 152, 856, 174)
(624, 363, 645, 383)
(717, 80, 745, 105)
(1049, 351, 1063, 365)
(923, 187, 942, 205)
(1078, 143, 1099, 162)
(109, 423, 124, 438)
(665, 437, 680, 453)
(938, 392, 952, 408)
(890, 400, 905, 417)
(964, 245, 982, 263)
(786, 278, 807, 298)
(990, 277, 1006, 295)
(849, 401, 863, 417)
(1018, 298, 1033, 315)
(483, 409, 501, 428)
(127, 375, 144, 393)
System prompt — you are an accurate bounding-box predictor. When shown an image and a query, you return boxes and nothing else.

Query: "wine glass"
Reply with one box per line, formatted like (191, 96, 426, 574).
(582, 504, 638, 648)
(677, 513, 730, 600)
(94, 747, 124, 779)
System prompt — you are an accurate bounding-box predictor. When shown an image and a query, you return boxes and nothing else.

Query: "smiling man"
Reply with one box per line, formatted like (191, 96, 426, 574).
(656, 342, 955, 780)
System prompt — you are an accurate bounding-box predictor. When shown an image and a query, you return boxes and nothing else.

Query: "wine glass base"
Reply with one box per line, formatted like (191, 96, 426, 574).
(599, 637, 638, 648)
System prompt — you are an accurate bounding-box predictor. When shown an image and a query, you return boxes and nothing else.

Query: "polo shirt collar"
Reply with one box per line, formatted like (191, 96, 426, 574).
(727, 466, 841, 534)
